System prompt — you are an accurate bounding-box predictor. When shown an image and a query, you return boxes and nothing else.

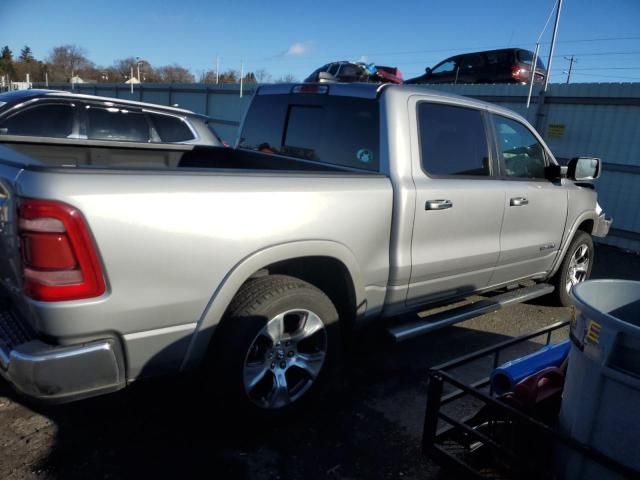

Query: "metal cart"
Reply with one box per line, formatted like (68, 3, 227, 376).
(422, 320, 638, 479)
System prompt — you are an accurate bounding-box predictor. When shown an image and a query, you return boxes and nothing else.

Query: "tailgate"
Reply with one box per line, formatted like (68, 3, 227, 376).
(0, 160, 25, 306)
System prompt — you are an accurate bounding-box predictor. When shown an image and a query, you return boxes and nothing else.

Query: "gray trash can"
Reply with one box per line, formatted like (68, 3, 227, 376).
(558, 279, 640, 479)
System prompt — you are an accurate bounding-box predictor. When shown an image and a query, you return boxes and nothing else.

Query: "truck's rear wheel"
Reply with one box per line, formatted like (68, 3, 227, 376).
(214, 275, 340, 414)
(549, 231, 594, 307)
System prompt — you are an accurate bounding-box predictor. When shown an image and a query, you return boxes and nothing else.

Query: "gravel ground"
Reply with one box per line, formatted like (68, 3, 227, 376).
(1, 244, 638, 480)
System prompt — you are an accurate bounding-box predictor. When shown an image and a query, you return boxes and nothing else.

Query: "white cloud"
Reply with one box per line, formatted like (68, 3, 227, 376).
(285, 42, 311, 56)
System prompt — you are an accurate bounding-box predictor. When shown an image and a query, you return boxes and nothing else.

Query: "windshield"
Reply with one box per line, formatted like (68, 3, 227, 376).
(238, 93, 380, 171)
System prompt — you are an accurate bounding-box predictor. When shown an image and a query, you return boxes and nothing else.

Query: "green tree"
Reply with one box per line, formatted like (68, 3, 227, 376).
(0, 45, 15, 80)
(19, 46, 34, 62)
(243, 72, 257, 84)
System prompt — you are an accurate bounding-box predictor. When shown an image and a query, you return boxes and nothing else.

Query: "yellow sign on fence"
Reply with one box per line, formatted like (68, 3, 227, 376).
(547, 123, 566, 139)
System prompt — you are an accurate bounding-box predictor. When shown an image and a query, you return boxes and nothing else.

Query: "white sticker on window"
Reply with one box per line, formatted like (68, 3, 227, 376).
(357, 149, 373, 164)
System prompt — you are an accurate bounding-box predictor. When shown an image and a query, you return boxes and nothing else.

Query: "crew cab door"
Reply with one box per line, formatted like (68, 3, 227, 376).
(487, 113, 568, 285)
(406, 99, 505, 305)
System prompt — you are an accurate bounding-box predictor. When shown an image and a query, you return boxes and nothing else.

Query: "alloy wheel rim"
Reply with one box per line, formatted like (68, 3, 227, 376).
(566, 244, 590, 294)
(243, 309, 327, 409)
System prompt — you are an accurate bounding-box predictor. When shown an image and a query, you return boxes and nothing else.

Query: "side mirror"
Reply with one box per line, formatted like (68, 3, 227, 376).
(424, 67, 432, 76)
(567, 157, 601, 181)
(317, 71, 337, 83)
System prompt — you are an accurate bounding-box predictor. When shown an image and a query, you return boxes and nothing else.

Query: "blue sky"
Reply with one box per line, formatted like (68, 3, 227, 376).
(2, 0, 640, 82)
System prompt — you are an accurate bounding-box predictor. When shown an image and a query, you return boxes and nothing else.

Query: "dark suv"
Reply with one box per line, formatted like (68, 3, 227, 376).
(405, 48, 547, 85)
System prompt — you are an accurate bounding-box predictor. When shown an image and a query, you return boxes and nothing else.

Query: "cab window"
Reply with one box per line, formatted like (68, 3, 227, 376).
(418, 103, 490, 177)
(492, 115, 546, 179)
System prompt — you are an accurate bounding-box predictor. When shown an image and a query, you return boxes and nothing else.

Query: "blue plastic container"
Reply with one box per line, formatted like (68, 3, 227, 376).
(558, 279, 640, 479)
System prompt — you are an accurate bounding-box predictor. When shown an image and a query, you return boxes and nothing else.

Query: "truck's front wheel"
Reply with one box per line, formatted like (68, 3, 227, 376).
(214, 275, 340, 414)
(550, 231, 594, 307)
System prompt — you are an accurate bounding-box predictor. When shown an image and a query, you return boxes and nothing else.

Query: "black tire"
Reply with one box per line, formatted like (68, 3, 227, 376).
(549, 231, 594, 307)
(211, 274, 340, 415)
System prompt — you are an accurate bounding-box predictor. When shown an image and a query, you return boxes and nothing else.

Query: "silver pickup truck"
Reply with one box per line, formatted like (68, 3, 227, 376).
(0, 83, 610, 412)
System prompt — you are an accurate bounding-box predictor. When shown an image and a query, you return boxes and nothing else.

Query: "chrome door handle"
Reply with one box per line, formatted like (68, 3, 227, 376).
(510, 197, 529, 206)
(425, 199, 453, 210)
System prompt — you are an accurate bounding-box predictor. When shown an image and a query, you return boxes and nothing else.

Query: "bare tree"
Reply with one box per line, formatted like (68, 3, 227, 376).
(199, 70, 218, 84)
(218, 69, 239, 84)
(254, 68, 272, 83)
(46, 45, 93, 81)
(274, 73, 298, 83)
(112, 57, 157, 82)
(155, 64, 195, 83)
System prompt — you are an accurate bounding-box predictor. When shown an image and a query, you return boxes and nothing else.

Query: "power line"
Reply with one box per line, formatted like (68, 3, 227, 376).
(242, 38, 640, 65)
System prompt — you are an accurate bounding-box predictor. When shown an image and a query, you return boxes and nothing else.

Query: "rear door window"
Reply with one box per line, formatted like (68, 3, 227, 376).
(0, 103, 74, 138)
(238, 93, 379, 171)
(86, 105, 150, 142)
(492, 115, 547, 179)
(149, 113, 194, 142)
(418, 103, 491, 177)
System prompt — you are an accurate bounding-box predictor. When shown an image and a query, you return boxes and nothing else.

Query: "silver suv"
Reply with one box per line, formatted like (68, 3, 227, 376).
(0, 89, 223, 146)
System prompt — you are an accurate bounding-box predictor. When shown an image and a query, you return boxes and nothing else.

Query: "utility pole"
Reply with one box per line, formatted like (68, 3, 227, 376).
(216, 55, 219, 84)
(240, 61, 244, 98)
(526, 42, 541, 109)
(130, 67, 134, 94)
(565, 55, 576, 84)
(544, 0, 563, 92)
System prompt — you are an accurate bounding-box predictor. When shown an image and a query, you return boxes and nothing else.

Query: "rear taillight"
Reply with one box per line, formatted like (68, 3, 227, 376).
(18, 198, 106, 301)
(511, 65, 527, 82)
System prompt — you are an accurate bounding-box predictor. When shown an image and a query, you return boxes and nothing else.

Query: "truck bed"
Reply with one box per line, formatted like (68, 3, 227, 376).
(0, 140, 371, 173)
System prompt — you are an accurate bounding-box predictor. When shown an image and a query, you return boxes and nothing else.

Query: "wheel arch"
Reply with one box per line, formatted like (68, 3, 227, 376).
(180, 240, 365, 370)
(548, 212, 597, 279)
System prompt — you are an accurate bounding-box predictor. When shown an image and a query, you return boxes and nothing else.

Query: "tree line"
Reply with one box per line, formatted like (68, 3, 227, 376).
(0, 44, 297, 84)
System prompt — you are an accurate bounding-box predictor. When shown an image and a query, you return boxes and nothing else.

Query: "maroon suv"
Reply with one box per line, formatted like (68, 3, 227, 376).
(405, 48, 547, 85)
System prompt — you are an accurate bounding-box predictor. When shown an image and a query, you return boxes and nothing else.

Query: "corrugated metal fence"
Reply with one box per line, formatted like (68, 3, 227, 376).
(36, 82, 640, 251)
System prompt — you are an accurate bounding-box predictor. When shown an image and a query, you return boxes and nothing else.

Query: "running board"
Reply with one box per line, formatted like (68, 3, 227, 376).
(388, 283, 555, 342)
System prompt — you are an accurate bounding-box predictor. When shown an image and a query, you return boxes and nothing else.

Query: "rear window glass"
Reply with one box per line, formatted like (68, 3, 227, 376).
(486, 51, 511, 65)
(238, 93, 379, 171)
(518, 50, 546, 70)
(149, 113, 194, 142)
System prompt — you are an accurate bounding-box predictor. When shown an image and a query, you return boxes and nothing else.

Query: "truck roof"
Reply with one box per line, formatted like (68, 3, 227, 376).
(256, 82, 521, 119)
(0, 89, 195, 115)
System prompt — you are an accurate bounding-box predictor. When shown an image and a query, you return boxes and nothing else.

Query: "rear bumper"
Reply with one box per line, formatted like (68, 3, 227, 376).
(0, 309, 125, 403)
